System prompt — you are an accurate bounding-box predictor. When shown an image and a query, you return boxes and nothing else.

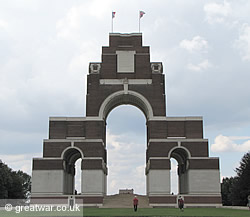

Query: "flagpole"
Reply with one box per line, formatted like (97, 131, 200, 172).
(139, 11, 140, 33)
(111, 11, 113, 33)
(112, 16, 113, 33)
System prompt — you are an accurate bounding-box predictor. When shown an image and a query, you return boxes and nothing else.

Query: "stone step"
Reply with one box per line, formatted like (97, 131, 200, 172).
(102, 194, 151, 208)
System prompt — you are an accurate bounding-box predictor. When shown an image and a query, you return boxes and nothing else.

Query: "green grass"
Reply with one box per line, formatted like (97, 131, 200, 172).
(0, 207, 249, 217)
(83, 208, 250, 217)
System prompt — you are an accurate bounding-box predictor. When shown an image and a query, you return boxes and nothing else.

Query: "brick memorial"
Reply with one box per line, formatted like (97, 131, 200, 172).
(31, 33, 221, 207)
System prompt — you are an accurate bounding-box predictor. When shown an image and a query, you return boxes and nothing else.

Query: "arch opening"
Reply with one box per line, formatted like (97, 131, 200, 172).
(99, 91, 154, 121)
(170, 158, 178, 195)
(63, 148, 83, 195)
(170, 148, 190, 195)
(106, 105, 147, 195)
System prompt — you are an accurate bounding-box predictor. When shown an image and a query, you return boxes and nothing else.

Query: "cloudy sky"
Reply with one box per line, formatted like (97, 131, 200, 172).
(0, 0, 250, 195)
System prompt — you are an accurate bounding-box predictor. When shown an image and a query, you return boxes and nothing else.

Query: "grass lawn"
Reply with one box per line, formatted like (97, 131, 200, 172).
(0, 207, 249, 217)
(84, 207, 250, 217)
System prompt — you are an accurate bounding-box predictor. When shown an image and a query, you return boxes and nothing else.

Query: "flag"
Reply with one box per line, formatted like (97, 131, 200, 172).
(112, 11, 116, 19)
(140, 11, 145, 18)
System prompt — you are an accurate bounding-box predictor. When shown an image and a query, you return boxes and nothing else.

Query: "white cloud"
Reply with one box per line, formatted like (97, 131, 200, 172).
(106, 130, 146, 195)
(106, 130, 122, 150)
(0, 19, 8, 29)
(56, 0, 114, 41)
(235, 23, 250, 61)
(180, 36, 208, 53)
(204, 0, 232, 24)
(88, 0, 115, 18)
(187, 59, 212, 71)
(0, 153, 41, 175)
(211, 135, 250, 152)
(56, 5, 85, 41)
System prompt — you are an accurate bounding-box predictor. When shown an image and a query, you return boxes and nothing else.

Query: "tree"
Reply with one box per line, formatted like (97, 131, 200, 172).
(221, 177, 234, 206)
(0, 161, 31, 199)
(221, 151, 250, 206)
(0, 161, 13, 198)
(232, 151, 250, 206)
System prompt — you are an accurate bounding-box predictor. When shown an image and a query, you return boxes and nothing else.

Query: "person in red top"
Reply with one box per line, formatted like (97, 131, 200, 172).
(178, 196, 184, 211)
(133, 196, 138, 212)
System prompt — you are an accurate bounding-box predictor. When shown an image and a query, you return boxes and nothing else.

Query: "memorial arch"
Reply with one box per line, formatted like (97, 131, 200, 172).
(31, 33, 221, 207)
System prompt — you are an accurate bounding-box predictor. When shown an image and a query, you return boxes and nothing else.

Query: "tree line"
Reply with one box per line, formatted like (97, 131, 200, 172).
(0, 160, 31, 199)
(221, 151, 250, 206)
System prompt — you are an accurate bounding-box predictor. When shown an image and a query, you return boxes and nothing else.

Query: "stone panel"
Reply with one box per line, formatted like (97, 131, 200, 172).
(187, 170, 221, 194)
(147, 121, 168, 139)
(67, 121, 85, 137)
(185, 121, 203, 138)
(147, 169, 170, 195)
(31, 170, 64, 194)
(82, 159, 103, 170)
(43, 142, 71, 158)
(33, 159, 64, 170)
(147, 142, 177, 160)
(100, 54, 117, 77)
(149, 159, 170, 169)
(49, 121, 67, 139)
(116, 50, 135, 73)
(82, 170, 106, 195)
(49, 121, 86, 139)
(135, 54, 151, 78)
(167, 121, 185, 137)
(181, 142, 208, 157)
(74, 142, 106, 160)
(189, 158, 219, 169)
(85, 121, 105, 139)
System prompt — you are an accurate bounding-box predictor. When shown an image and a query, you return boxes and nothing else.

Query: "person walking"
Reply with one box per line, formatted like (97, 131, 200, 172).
(133, 196, 138, 212)
(178, 196, 184, 211)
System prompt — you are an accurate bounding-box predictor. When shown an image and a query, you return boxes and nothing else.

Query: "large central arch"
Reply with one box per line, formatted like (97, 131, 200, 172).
(99, 90, 154, 121)
(106, 104, 147, 195)
(31, 33, 221, 207)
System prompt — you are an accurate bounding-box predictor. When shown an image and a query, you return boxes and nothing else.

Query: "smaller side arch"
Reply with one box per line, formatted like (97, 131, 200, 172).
(61, 146, 84, 160)
(168, 146, 191, 161)
(60, 147, 83, 195)
(168, 146, 191, 179)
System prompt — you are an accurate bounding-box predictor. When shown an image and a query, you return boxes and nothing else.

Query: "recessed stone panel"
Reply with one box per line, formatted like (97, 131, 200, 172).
(181, 142, 208, 157)
(43, 142, 71, 158)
